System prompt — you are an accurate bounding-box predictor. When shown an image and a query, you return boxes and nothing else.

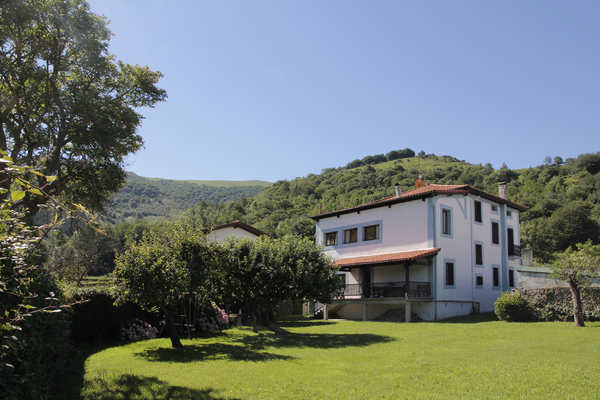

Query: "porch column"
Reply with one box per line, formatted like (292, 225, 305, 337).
(405, 301, 411, 323)
(323, 304, 328, 320)
(404, 260, 413, 297)
(363, 303, 368, 321)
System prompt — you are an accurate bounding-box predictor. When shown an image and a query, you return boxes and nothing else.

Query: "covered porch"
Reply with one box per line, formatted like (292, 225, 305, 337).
(325, 248, 440, 322)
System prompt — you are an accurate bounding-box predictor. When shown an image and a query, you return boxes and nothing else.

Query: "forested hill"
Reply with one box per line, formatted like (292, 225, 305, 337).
(101, 173, 271, 223)
(177, 152, 600, 263)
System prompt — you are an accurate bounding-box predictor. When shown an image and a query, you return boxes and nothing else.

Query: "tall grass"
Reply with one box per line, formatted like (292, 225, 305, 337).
(65, 315, 600, 399)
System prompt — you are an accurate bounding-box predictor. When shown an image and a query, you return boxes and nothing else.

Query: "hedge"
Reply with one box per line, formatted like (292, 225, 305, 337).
(520, 286, 600, 322)
(67, 287, 159, 348)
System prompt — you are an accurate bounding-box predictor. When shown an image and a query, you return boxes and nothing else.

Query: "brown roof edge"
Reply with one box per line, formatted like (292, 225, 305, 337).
(310, 184, 528, 220)
(202, 220, 271, 237)
(333, 248, 441, 268)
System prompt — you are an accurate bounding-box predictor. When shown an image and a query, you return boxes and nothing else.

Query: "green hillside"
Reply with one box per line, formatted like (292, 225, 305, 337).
(101, 173, 271, 224)
(178, 151, 600, 264)
(57, 149, 600, 278)
(178, 153, 511, 237)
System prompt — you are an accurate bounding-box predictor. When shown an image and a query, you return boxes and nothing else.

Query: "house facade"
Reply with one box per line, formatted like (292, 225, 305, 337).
(202, 220, 269, 242)
(310, 183, 528, 321)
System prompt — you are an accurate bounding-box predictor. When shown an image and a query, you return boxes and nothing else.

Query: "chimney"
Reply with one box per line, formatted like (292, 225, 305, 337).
(395, 184, 402, 198)
(498, 182, 507, 199)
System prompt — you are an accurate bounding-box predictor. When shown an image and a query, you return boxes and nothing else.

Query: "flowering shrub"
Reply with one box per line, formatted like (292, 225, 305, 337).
(121, 318, 159, 341)
(197, 302, 229, 331)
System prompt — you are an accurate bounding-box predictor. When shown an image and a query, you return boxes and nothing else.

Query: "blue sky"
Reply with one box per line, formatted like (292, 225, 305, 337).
(87, 1, 600, 183)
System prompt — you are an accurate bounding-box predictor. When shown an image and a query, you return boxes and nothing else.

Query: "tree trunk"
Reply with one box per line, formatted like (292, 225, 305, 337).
(257, 305, 290, 335)
(247, 300, 259, 333)
(160, 304, 183, 348)
(569, 279, 585, 327)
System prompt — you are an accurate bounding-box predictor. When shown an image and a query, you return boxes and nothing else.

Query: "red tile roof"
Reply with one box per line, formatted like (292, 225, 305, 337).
(311, 184, 528, 220)
(333, 248, 441, 267)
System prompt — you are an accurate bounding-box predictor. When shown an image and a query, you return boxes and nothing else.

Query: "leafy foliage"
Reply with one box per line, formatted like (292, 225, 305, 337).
(0, 205, 73, 400)
(220, 235, 338, 334)
(549, 241, 600, 326)
(0, 0, 166, 221)
(494, 291, 534, 322)
(520, 287, 600, 322)
(177, 154, 513, 238)
(114, 226, 221, 347)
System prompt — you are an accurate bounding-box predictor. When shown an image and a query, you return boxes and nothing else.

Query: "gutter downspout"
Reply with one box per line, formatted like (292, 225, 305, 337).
(429, 197, 438, 320)
(500, 204, 509, 292)
(470, 197, 475, 305)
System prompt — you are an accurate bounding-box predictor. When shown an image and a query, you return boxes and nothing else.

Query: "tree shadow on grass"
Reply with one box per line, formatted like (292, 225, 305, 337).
(83, 373, 237, 400)
(59, 340, 133, 399)
(276, 318, 339, 328)
(436, 312, 499, 324)
(139, 341, 296, 363)
(138, 332, 396, 363)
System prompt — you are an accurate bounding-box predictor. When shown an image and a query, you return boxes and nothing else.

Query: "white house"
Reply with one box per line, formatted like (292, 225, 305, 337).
(202, 220, 269, 242)
(310, 183, 528, 321)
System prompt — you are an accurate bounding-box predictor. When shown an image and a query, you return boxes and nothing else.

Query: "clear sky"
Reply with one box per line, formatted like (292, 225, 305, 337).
(86, 1, 600, 183)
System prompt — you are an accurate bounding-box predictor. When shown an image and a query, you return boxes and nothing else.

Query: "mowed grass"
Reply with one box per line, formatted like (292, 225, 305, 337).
(66, 315, 600, 400)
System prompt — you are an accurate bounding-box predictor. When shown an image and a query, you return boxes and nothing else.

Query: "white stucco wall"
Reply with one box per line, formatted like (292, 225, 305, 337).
(207, 227, 260, 242)
(432, 195, 521, 314)
(316, 191, 523, 320)
(316, 199, 431, 260)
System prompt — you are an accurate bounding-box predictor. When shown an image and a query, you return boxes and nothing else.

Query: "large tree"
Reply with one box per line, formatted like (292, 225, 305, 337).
(0, 0, 166, 221)
(550, 241, 600, 327)
(221, 235, 338, 335)
(114, 227, 220, 348)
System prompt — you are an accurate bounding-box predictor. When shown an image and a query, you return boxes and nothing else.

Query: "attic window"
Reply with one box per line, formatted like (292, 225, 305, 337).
(491, 205, 498, 212)
(343, 228, 358, 244)
(363, 225, 380, 241)
(474, 201, 482, 223)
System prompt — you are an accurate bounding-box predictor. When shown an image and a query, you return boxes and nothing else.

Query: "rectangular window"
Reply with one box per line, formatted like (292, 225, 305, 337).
(475, 243, 483, 265)
(493, 267, 500, 287)
(491, 204, 498, 212)
(508, 269, 515, 288)
(445, 262, 455, 286)
(492, 221, 500, 245)
(476, 275, 484, 286)
(507, 210, 512, 217)
(343, 228, 357, 244)
(507, 228, 515, 256)
(442, 209, 451, 235)
(325, 231, 337, 246)
(363, 225, 379, 241)
(474, 201, 482, 223)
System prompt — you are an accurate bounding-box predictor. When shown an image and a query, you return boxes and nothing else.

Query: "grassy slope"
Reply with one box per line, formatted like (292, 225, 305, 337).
(141, 177, 272, 188)
(67, 316, 600, 400)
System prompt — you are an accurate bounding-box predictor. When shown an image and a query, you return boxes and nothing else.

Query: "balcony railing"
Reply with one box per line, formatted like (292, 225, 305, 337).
(336, 281, 431, 299)
(509, 244, 521, 257)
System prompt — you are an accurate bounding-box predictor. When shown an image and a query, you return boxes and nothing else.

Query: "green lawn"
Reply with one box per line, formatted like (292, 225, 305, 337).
(64, 315, 600, 399)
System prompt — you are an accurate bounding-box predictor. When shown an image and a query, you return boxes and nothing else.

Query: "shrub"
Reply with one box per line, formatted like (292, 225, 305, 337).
(67, 287, 157, 347)
(494, 291, 534, 322)
(197, 302, 229, 331)
(121, 319, 159, 341)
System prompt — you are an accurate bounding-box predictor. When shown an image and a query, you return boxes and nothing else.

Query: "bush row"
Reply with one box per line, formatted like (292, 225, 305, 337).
(494, 287, 600, 322)
(520, 286, 600, 322)
(66, 286, 159, 348)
